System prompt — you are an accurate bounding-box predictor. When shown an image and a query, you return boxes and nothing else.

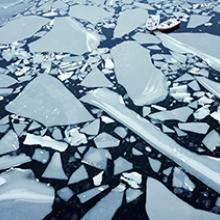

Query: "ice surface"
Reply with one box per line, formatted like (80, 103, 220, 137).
(114, 157, 132, 175)
(68, 165, 88, 184)
(149, 106, 193, 122)
(77, 185, 108, 203)
(6, 74, 94, 127)
(173, 167, 195, 191)
(146, 178, 220, 220)
(132, 32, 161, 44)
(69, 5, 112, 25)
(65, 128, 87, 146)
(81, 88, 220, 193)
(81, 188, 123, 220)
(32, 148, 49, 164)
(0, 16, 49, 44)
(126, 188, 143, 203)
(196, 76, 220, 99)
(178, 122, 209, 134)
(187, 15, 211, 28)
(202, 130, 220, 152)
(111, 41, 168, 106)
(42, 152, 67, 180)
(80, 67, 113, 88)
(121, 172, 142, 188)
(82, 147, 111, 170)
(0, 129, 19, 155)
(114, 8, 147, 38)
(0, 168, 54, 220)
(0, 153, 31, 170)
(114, 126, 127, 138)
(0, 74, 17, 87)
(94, 132, 120, 148)
(149, 158, 161, 172)
(157, 32, 220, 71)
(24, 133, 68, 152)
(81, 119, 100, 136)
(57, 187, 74, 202)
(29, 17, 100, 55)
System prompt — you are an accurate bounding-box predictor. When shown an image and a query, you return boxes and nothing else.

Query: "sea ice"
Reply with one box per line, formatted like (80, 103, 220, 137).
(6, 74, 94, 127)
(0, 16, 49, 44)
(94, 132, 120, 148)
(0, 168, 54, 220)
(202, 130, 220, 152)
(42, 152, 68, 180)
(29, 17, 100, 55)
(114, 8, 147, 38)
(111, 41, 168, 106)
(146, 178, 220, 220)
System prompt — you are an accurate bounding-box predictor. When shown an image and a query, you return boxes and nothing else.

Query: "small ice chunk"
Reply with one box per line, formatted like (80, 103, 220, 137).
(132, 32, 161, 44)
(126, 188, 143, 203)
(78, 185, 108, 203)
(142, 107, 151, 117)
(187, 14, 211, 28)
(149, 106, 193, 122)
(173, 167, 195, 191)
(32, 148, 49, 164)
(193, 106, 210, 120)
(174, 127, 187, 137)
(12, 122, 27, 136)
(114, 8, 147, 38)
(196, 76, 220, 99)
(111, 41, 168, 106)
(24, 133, 68, 152)
(0, 129, 19, 155)
(65, 128, 87, 146)
(202, 130, 220, 152)
(93, 171, 104, 186)
(0, 16, 49, 44)
(188, 80, 200, 91)
(114, 126, 127, 138)
(6, 74, 94, 127)
(29, 17, 100, 55)
(68, 165, 88, 184)
(80, 68, 113, 88)
(114, 157, 132, 175)
(162, 125, 174, 133)
(174, 73, 194, 82)
(81, 188, 123, 220)
(148, 158, 161, 172)
(146, 178, 220, 220)
(211, 110, 220, 124)
(42, 152, 67, 180)
(104, 58, 114, 70)
(80, 119, 100, 136)
(178, 122, 209, 134)
(0, 74, 17, 87)
(0, 168, 54, 220)
(94, 132, 120, 148)
(121, 171, 142, 189)
(82, 147, 111, 170)
(57, 187, 74, 202)
(69, 5, 112, 25)
(0, 153, 31, 170)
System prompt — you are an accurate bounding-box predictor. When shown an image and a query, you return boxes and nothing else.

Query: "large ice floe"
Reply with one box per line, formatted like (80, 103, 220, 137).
(111, 41, 168, 106)
(0, 0, 220, 219)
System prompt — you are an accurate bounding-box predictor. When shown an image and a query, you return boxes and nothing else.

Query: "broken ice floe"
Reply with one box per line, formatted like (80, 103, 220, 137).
(178, 122, 209, 134)
(187, 14, 211, 28)
(24, 133, 68, 152)
(42, 152, 67, 180)
(94, 132, 120, 148)
(68, 165, 88, 185)
(146, 178, 220, 220)
(69, 5, 112, 25)
(0, 16, 49, 44)
(0, 168, 54, 220)
(6, 74, 94, 127)
(111, 41, 168, 106)
(81, 88, 220, 193)
(202, 130, 220, 152)
(29, 17, 100, 55)
(114, 8, 147, 38)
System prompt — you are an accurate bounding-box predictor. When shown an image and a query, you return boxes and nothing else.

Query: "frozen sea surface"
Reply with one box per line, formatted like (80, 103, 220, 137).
(0, 0, 220, 220)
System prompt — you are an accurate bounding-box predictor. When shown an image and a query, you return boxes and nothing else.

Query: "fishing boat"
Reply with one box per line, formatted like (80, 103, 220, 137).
(157, 18, 181, 33)
(146, 14, 160, 32)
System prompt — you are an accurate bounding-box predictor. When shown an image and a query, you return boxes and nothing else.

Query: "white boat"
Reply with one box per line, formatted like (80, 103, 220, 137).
(157, 18, 181, 33)
(146, 15, 160, 31)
